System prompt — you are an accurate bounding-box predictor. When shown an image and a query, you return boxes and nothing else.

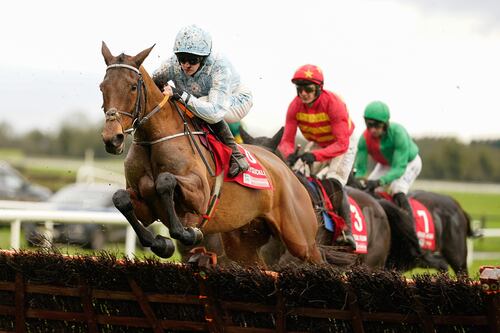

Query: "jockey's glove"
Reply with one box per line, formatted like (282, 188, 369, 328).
(365, 179, 381, 192)
(171, 86, 191, 104)
(300, 152, 316, 165)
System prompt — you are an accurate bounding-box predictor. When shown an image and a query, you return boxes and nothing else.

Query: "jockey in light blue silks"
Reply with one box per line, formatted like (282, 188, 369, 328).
(152, 25, 253, 177)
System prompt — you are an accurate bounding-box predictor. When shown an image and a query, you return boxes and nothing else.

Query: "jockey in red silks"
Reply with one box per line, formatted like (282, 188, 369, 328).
(279, 64, 357, 251)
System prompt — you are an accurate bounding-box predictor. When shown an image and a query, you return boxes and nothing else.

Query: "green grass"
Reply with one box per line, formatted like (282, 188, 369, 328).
(0, 225, 181, 262)
(473, 237, 500, 252)
(406, 259, 499, 279)
(439, 191, 500, 228)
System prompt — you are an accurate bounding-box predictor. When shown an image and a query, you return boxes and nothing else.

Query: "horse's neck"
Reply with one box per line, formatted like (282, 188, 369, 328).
(136, 70, 215, 180)
(135, 72, 181, 140)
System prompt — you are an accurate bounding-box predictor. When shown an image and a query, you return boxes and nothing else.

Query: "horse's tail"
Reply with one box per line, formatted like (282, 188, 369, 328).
(451, 197, 482, 238)
(378, 199, 420, 270)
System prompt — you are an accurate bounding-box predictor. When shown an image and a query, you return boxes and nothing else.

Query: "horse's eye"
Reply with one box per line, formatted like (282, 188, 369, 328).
(131, 84, 137, 91)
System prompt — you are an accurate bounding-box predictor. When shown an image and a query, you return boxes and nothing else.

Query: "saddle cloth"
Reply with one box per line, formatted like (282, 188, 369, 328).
(409, 199, 435, 250)
(206, 134, 273, 190)
(378, 192, 436, 251)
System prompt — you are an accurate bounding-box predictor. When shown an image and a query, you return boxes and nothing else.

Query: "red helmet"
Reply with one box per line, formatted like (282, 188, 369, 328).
(291, 64, 324, 87)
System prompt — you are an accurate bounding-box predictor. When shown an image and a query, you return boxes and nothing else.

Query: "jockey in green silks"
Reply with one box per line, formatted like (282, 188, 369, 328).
(355, 101, 432, 263)
(355, 100, 421, 215)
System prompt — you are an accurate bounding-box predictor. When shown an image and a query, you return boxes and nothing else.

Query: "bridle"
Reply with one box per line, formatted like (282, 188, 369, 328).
(103, 63, 214, 175)
(104, 63, 203, 140)
(104, 64, 148, 134)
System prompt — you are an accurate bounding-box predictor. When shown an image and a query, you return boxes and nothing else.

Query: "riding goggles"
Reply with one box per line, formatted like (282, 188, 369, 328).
(365, 119, 385, 129)
(176, 53, 203, 65)
(296, 84, 316, 94)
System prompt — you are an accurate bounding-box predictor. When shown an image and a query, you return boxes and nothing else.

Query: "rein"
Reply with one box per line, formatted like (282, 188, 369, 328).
(105, 63, 216, 177)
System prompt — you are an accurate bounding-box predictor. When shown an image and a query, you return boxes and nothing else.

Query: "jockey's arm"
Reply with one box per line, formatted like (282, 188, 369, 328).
(380, 134, 410, 184)
(278, 103, 299, 158)
(354, 136, 369, 178)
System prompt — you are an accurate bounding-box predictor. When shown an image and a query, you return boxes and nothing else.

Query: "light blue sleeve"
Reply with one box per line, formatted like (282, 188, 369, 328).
(186, 57, 233, 124)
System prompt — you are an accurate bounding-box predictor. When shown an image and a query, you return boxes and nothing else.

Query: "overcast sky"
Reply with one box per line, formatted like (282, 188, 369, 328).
(1, 0, 499, 142)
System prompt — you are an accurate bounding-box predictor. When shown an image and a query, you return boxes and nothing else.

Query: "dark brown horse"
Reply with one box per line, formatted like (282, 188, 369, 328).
(240, 128, 392, 269)
(244, 128, 477, 274)
(348, 174, 475, 275)
(99, 43, 322, 265)
(409, 190, 474, 274)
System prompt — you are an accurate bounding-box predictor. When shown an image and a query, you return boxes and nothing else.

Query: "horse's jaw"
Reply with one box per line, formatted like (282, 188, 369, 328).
(102, 130, 125, 155)
(105, 144, 124, 155)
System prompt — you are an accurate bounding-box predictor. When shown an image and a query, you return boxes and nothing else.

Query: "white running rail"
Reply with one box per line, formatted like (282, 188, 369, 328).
(0, 207, 137, 258)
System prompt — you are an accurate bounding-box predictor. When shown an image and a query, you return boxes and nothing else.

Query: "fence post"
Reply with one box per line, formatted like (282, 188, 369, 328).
(467, 237, 474, 269)
(15, 272, 26, 333)
(486, 294, 500, 333)
(481, 266, 500, 333)
(347, 286, 365, 333)
(10, 219, 21, 250)
(125, 225, 136, 258)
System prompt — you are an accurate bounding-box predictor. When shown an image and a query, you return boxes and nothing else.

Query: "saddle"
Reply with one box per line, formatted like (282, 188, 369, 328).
(205, 134, 272, 190)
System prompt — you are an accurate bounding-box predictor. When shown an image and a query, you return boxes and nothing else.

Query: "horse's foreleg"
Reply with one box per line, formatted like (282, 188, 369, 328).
(156, 173, 203, 246)
(112, 189, 175, 258)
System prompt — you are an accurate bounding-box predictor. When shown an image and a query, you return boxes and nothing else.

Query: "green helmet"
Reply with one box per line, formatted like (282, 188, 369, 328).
(364, 101, 390, 123)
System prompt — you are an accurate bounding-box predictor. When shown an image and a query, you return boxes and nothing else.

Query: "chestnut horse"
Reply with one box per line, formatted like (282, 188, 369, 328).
(99, 43, 322, 265)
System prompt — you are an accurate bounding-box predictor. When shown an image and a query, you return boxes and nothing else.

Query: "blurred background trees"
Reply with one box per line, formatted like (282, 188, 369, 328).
(1, 113, 499, 182)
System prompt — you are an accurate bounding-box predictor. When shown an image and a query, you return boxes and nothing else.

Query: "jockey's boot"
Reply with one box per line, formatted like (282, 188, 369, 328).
(393, 192, 420, 253)
(393, 192, 444, 268)
(393, 192, 414, 218)
(336, 188, 356, 251)
(322, 178, 356, 251)
(211, 120, 249, 178)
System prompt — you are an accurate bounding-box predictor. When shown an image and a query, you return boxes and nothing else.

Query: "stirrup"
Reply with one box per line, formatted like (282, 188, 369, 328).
(335, 232, 356, 251)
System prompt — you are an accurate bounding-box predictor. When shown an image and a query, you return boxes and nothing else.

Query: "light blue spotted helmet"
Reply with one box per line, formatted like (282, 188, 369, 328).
(173, 25, 212, 56)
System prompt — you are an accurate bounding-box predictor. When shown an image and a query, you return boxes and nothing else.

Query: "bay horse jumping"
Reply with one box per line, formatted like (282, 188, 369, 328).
(99, 42, 322, 265)
(240, 128, 392, 269)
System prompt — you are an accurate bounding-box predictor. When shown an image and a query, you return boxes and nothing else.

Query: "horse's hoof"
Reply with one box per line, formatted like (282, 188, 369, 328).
(188, 227, 204, 245)
(178, 227, 204, 246)
(151, 235, 176, 258)
(112, 190, 133, 212)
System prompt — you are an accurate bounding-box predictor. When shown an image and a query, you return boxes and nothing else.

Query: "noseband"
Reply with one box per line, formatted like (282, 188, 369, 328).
(105, 64, 147, 134)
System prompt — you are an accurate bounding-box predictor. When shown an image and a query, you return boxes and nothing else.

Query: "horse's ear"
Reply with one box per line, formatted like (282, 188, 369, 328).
(101, 41, 114, 66)
(269, 127, 285, 150)
(239, 126, 255, 144)
(133, 44, 155, 68)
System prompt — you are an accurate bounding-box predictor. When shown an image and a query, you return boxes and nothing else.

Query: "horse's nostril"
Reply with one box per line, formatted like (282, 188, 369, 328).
(113, 134, 124, 147)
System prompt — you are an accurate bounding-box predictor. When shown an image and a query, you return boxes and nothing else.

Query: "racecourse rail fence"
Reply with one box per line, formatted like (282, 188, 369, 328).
(0, 251, 498, 333)
(0, 199, 497, 265)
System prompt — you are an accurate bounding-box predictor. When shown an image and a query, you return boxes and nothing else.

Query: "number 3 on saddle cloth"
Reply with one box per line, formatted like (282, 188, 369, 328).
(307, 179, 368, 254)
(377, 192, 436, 251)
(204, 134, 273, 190)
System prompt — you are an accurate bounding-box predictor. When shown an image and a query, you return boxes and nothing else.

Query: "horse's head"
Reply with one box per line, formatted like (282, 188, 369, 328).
(240, 126, 285, 158)
(99, 42, 154, 154)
